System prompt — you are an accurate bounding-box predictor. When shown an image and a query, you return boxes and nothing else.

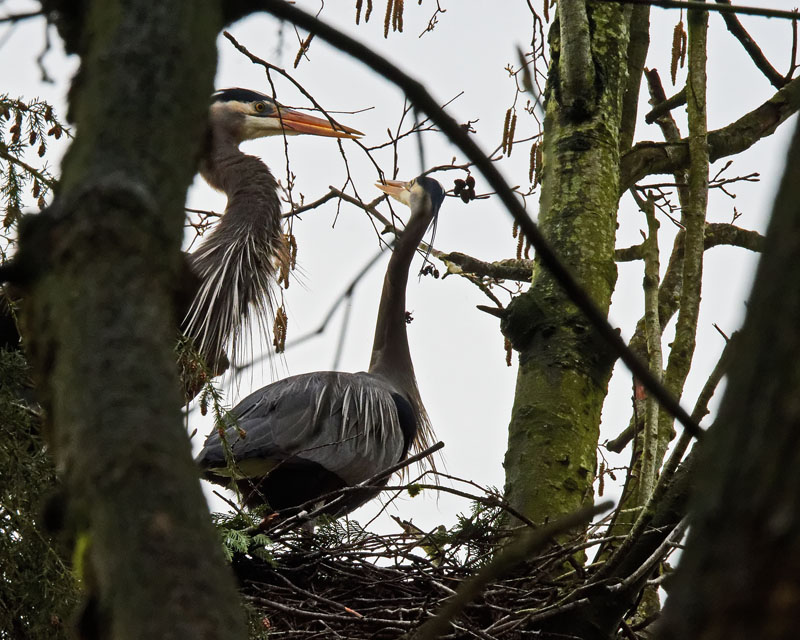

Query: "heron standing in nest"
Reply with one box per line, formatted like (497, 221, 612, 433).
(196, 176, 445, 519)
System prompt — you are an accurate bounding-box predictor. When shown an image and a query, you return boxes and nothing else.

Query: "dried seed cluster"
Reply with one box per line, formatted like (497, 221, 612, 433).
(501, 108, 517, 156)
(670, 18, 687, 85)
(453, 175, 476, 203)
(273, 306, 288, 353)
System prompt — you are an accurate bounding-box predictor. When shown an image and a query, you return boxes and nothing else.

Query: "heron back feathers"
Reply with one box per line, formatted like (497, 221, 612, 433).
(196, 371, 417, 491)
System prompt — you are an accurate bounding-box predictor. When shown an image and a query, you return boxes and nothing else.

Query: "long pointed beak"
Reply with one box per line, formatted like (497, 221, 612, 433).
(277, 107, 363, 139)
(375, 179, 409, 200)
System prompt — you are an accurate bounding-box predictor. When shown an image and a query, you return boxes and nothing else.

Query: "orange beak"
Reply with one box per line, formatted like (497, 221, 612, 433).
(277, 107, 363, 139)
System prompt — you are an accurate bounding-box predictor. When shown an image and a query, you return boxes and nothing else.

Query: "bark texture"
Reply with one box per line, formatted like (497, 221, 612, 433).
(501, 3, 631, 525)
(20, 2, 246, 638)
(657, 120, 800, 640)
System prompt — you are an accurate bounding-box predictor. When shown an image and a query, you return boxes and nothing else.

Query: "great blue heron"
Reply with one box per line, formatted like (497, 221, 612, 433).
(0, 89, 362, 392)
(196, 176, 445, 518)
(184, 88, 361, 381)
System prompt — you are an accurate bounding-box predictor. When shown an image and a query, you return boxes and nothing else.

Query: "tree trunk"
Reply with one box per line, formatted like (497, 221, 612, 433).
(657, 119, 800, 639)
(20, 1, 247, 637)
(501, 2, 631, 525)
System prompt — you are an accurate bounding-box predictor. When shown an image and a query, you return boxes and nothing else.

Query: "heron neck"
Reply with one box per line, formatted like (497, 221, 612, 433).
(199, 131, 281, 235)
(368, 209, 432, 393)
(185, 129, 283, 371)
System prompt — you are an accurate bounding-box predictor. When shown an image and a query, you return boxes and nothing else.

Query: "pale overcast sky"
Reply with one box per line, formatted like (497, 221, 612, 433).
(2, 1, 795, 532)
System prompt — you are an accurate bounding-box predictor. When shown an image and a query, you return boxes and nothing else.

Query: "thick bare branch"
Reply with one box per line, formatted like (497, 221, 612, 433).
(617, 221, 763, 259)
(622, 75, 800, 191)
(439, 252, 532, 282)
(660, 0, 709, 461)
(644, 86, 687, 124)
(439, 222, 764, 286)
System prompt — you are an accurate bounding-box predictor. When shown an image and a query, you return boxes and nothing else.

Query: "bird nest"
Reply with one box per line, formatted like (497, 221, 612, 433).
(217, 498, 603, 640)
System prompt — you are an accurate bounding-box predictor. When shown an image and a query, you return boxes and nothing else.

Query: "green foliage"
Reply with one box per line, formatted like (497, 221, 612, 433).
(0, 95, 68, 235)
(0, 350, 79, 639)
(195, 375, 250, 502)
(445, 498, 504, 568)
(406, 483, 422, 497)
(176, 335, 219, 404)
(211, 509, 275, 564)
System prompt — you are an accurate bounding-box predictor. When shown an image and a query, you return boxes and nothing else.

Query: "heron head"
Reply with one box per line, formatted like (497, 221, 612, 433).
(376, 175, 446, 219)
(210, 88, 362, 143)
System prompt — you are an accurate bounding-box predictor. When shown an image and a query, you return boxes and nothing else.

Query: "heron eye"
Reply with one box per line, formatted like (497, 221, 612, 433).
(254, 102, 266, 113)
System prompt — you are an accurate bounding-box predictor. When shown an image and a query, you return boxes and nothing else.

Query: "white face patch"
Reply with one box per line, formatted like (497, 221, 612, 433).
(385, 183, 413, 206)
(240, 114, 301, 141)
(406, 183, 428, 209)
(209, 100, 293, 142)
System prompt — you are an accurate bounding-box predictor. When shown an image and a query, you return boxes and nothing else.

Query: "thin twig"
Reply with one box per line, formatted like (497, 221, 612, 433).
(713, 0, 786, 89)
(0, 10, 42, 23)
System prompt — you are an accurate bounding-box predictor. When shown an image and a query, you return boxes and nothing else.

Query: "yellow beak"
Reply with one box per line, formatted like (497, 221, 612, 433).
(375, 179, 410, 203)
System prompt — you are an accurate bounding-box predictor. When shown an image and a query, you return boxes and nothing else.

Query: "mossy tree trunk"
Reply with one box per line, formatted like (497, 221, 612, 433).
(501, 1, 631, 525)
(19, 1, 247, 637)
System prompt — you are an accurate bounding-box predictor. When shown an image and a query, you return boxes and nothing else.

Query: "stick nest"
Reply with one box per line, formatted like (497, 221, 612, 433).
(218, 504, 594, 639)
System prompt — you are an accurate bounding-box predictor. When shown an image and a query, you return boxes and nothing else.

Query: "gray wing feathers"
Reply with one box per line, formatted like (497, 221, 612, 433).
(197, 371, 407, 485)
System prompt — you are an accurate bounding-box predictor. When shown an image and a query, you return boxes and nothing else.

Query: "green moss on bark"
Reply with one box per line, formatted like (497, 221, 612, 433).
(19, 2, 248, 638)
(502, 3, 631, 525)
